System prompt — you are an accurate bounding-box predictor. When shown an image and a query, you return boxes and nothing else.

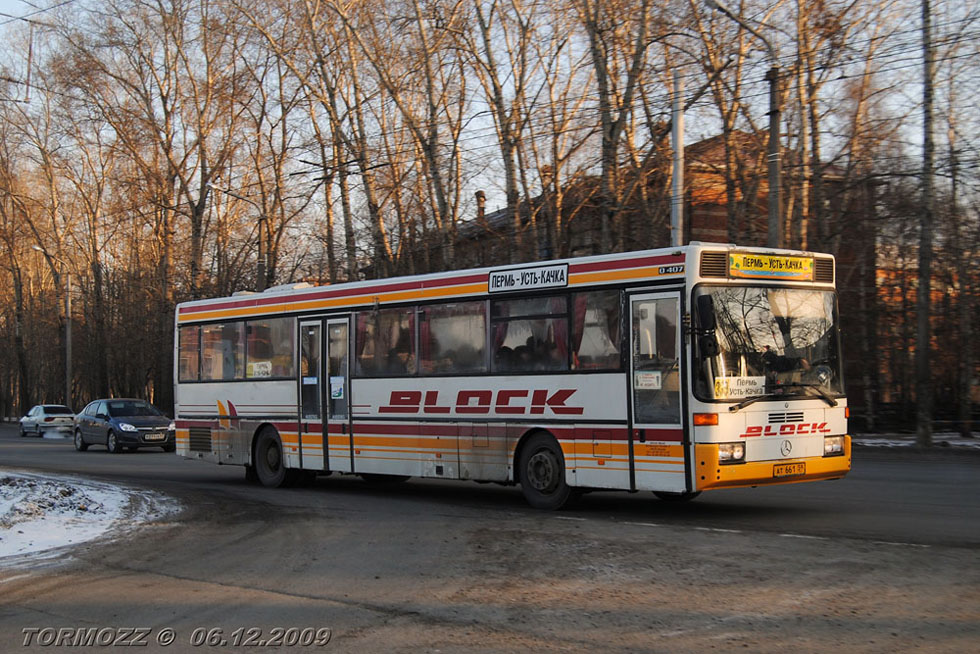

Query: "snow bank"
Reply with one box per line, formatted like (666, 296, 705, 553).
(0, 471, 177, 564)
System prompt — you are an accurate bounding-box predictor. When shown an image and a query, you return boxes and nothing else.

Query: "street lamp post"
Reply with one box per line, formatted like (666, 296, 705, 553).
(705, 0, 782, 249)
(207, 183, 269, 291)
(32, 245, 72, 408)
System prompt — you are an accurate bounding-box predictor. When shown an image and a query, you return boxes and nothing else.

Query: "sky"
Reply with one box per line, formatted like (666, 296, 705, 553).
(0, 0, 40, 23)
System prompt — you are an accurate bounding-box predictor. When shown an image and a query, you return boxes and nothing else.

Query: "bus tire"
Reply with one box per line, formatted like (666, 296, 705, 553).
(244, 464, 259, 484)
(254, 427, 297, 488)
(653, 491, 701, 503)
(518, 432, 572, 510)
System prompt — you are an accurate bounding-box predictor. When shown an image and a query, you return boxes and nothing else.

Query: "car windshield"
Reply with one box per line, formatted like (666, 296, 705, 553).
(106, 401, 162, 418)
(693, 286, 845, 402)
(43, 406, 73, 415)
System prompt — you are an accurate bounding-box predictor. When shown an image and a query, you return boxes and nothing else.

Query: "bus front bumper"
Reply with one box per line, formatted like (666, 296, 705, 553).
(694, 436, 851, 491)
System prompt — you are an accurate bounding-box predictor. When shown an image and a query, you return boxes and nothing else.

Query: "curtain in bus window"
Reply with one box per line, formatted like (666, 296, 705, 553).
(201, 323, 245, 381)
(354, 312, 373, 374)
(571, 291, 621, 370)
(491, 322, 510, 371)
(246, 317, 295, 378)
(420, 302, 486, 374)
(178, 326, 201, 381)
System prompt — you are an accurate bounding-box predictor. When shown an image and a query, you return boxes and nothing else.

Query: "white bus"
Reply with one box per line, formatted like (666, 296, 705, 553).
(174, 243, 850, 509)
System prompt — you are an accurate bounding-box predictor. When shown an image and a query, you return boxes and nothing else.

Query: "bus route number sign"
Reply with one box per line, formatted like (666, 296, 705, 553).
(489, 263, 569, 293)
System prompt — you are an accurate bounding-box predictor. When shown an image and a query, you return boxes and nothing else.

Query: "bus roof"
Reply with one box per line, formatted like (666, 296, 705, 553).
(176, 243, 831, 324)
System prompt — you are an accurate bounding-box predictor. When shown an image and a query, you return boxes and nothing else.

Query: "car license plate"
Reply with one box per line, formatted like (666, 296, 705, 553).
(144, 433, 165, 441)
(773, 462, 806, 478)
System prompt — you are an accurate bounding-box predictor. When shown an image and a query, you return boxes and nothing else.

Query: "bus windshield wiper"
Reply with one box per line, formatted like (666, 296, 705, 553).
(727, 393, 780, 412)
(774, 382, 839, 408)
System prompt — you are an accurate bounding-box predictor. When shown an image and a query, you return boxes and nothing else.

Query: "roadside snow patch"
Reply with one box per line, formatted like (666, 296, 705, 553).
(0, 471, 177, 563)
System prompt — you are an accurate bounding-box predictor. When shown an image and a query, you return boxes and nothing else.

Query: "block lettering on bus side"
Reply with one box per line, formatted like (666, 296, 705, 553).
(529, 389, 584, 415)
(456, 390, 492, 414)
(495, 390, 528, 415)
(423, 390, 451, 414)
(380, 391, 422, 414)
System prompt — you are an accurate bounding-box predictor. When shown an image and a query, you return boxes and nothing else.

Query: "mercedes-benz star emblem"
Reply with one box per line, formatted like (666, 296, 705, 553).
(780, 440, 793, 457)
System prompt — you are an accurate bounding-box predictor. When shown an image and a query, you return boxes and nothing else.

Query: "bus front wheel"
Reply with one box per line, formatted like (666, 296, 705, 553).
(254, 428, 297, 488)
(518, 433, 572, 510)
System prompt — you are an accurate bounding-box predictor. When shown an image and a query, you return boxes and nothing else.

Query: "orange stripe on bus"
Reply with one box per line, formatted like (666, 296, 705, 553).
(178, 283, 487, 323)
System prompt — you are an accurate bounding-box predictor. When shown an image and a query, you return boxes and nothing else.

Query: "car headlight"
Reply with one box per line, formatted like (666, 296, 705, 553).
(118, 422, 139, 433)
(718, 442, 746, 464)
(824, 435, 845, 456)
(168, 421, 176, 431)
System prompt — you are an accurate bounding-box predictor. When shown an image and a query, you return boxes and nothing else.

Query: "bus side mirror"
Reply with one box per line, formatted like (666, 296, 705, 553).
(696, 295, 716, 331)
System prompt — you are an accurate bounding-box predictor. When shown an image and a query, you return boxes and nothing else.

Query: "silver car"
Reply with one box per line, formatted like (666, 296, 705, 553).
(20, 404, 75, 437)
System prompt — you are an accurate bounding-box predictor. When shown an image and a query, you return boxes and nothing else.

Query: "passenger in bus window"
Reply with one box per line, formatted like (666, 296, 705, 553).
(762, 345, 810, 374)
(495, 346, 514, 372)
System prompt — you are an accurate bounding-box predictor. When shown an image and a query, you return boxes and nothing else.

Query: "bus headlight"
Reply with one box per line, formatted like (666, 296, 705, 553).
(718, 442, 745, 464)
(824, 435, 845, 456)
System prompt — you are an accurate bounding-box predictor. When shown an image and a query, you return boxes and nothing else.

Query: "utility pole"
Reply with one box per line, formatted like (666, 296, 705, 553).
(671, 72, 685, 247)
(208, 184, 269, 291)
(32, 246, 72, 408)
(705, 0, 782, 248)
(916, 0, 935, 448)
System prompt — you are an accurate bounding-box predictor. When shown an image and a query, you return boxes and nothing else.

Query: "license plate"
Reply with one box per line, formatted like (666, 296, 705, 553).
(144, 433, 165, 441)
(773, 462, 806, 478)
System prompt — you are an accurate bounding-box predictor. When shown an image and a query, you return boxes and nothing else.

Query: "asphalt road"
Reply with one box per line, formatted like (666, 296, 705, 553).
(1, 423, 978, 652)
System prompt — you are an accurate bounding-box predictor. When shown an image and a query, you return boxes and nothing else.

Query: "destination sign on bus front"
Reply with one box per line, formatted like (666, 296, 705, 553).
(488, 263, 568, 293)
(729, 253, 814, 281)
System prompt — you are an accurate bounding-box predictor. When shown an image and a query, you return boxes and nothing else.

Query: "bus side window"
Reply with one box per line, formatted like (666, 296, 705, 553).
(178, 326, 201, 381)
(355, 308, 416, 377)
(571, 291, 621, 370)
(246, 317, 295, 378)
(420, 302, 487, 374)
(491, 296, 569, 373)
(201, 322, 245, 381)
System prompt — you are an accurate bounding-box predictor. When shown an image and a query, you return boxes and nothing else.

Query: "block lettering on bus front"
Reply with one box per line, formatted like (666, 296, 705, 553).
(739, 422, 831, 438)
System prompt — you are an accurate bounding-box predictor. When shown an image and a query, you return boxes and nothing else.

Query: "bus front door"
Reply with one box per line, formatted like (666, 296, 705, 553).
(628, 292, 688, 493)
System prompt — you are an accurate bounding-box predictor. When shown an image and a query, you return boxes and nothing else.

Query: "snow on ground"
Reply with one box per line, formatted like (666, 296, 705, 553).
(0, 470, 177, 565)
(853, 432, 980, 449)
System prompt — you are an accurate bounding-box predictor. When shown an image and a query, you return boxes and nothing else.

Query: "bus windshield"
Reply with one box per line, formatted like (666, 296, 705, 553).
(693, 286, 844, 402)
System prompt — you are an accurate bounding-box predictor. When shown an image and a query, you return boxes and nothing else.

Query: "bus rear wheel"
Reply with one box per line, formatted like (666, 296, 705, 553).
(254, 428, 298, 488)
(519, 432, 572, 510)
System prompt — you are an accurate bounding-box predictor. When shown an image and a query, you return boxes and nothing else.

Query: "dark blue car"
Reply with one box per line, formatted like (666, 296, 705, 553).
(74, 398, 175, 453)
